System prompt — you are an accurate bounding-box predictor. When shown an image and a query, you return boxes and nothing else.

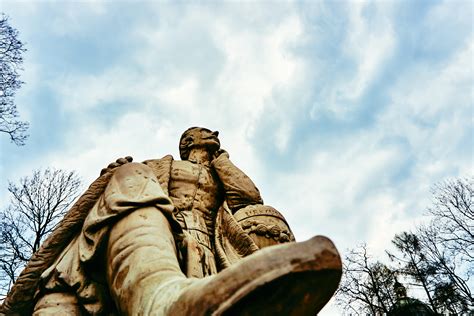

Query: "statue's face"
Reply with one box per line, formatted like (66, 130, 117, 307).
(186, 128, 220, 152)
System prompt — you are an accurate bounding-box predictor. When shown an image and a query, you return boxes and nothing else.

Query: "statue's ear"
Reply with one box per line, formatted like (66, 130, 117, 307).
(183, 135, 194, 148)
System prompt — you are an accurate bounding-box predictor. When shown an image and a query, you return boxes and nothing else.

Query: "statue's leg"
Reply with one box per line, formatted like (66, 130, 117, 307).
(168, 235, 342, 316)
(107, 205, 191, 315)
(33, 292, 82, 315)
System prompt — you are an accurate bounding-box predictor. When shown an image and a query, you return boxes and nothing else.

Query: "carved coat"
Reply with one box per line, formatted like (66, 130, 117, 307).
(31, 155, 262, 315)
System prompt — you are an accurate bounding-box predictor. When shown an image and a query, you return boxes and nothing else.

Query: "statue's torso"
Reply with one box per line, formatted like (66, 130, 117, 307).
(169, 160, 223, 251)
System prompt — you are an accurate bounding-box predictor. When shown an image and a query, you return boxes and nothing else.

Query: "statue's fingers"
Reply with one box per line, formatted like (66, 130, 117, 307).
(220, 149, 230, 158)
(116, 158, 128, 164)
(108, 162, 120, 168)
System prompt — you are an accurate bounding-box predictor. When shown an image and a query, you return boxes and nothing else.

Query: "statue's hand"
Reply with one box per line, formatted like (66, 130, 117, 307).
(213, 149, 229, 161)
(100, 156, 133, 175)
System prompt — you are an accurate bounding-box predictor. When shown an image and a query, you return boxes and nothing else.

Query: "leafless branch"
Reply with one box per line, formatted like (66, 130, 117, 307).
(0, 168, 81, 297)
(0, 14, 28, 145)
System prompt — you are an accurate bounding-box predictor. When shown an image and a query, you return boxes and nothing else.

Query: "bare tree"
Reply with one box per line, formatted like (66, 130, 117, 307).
(416, 177, 474, 313)
(0, 169, 81, 298)
(419, 224, 472, 314)
(0, 14, 28, 145)
(336, 244, 397, 315)
(428, 177, 473, 265)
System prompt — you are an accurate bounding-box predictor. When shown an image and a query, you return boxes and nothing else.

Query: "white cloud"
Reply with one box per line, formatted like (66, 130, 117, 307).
(379, 40, 473, 178)
(331, 1, 396, 114)
(160, 77, 198, 110)
(3, 1, 40, 18)
(51, 68, 136, 111)
(262, 131, 408, 238)
(43, 3, 308, 178)
(46, 112, 178, 185)
(421, 0, 473, 52)
(11, 3, 308, 208)
(257, 37, 472, 259)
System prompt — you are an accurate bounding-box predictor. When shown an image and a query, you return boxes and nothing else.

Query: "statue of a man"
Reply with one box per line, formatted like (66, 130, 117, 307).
(1, 127, 341, 316)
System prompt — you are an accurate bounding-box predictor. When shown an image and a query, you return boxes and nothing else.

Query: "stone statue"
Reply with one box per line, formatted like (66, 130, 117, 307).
(0, 127, 342, 315)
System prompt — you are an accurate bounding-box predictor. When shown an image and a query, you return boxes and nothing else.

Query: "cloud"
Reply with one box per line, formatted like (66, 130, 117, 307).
(261, 129, 416, 251)
(296, 1, 397, 121)
(339, 1, 396, 102)
(2, 2, 307, 197)
(34, 2, 309, 181)
(419, 0, 473, 58)
(247, 0, 473, 261)
(378, 39, 473, 180)
(46, 112, 178, 183)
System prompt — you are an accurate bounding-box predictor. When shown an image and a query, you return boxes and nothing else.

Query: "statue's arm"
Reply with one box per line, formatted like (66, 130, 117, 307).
(211, 152, 263, 213)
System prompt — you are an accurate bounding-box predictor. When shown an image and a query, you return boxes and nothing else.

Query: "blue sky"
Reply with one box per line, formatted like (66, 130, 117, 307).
(1, 1, 473, 314)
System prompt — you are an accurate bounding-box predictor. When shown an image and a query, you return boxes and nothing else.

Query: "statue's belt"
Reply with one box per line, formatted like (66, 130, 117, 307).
(184, 227, 214, 252)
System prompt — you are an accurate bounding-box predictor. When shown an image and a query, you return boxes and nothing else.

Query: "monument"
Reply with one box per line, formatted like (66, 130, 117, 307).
(388, 281, 436, 316)
(1, 127, 342, 315)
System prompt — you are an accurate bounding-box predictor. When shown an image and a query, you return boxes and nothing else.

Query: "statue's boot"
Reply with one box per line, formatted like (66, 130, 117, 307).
(169, 234, 342, 316)
(107, 206, 341, 316)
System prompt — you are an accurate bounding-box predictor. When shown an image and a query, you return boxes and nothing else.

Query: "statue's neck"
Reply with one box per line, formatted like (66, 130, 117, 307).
(187, 148, 212, 167)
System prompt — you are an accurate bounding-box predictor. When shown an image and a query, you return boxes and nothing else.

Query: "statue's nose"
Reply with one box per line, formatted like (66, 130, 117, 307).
(212, 131, 219, 137)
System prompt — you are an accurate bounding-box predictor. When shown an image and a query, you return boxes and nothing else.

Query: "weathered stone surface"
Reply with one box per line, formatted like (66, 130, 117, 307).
(234, 204, 296, 248)
(1, 127, 342, 315)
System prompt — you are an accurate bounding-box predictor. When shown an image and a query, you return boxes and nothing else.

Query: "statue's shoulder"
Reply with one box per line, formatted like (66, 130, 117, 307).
(142, 155, 174, 194)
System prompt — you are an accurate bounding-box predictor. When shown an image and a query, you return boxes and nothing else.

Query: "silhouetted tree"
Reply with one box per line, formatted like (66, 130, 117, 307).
(336, 244, 397, 315)
(0, 14, 28, 145)
(0, 169, 81, 298)
(387, 232, 440, 314)
(386, 177, 473, 314)
(337, 177, 473, 314)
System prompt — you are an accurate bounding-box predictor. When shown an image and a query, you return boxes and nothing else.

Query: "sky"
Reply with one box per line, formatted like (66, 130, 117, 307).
(0, 1, 473, 314)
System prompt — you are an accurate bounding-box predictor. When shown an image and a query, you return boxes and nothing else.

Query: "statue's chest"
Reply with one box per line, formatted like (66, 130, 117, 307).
(168, 161, 222, 224)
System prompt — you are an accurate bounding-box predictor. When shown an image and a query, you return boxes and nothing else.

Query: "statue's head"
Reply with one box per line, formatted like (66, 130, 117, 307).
(179, 127, 220, 160)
